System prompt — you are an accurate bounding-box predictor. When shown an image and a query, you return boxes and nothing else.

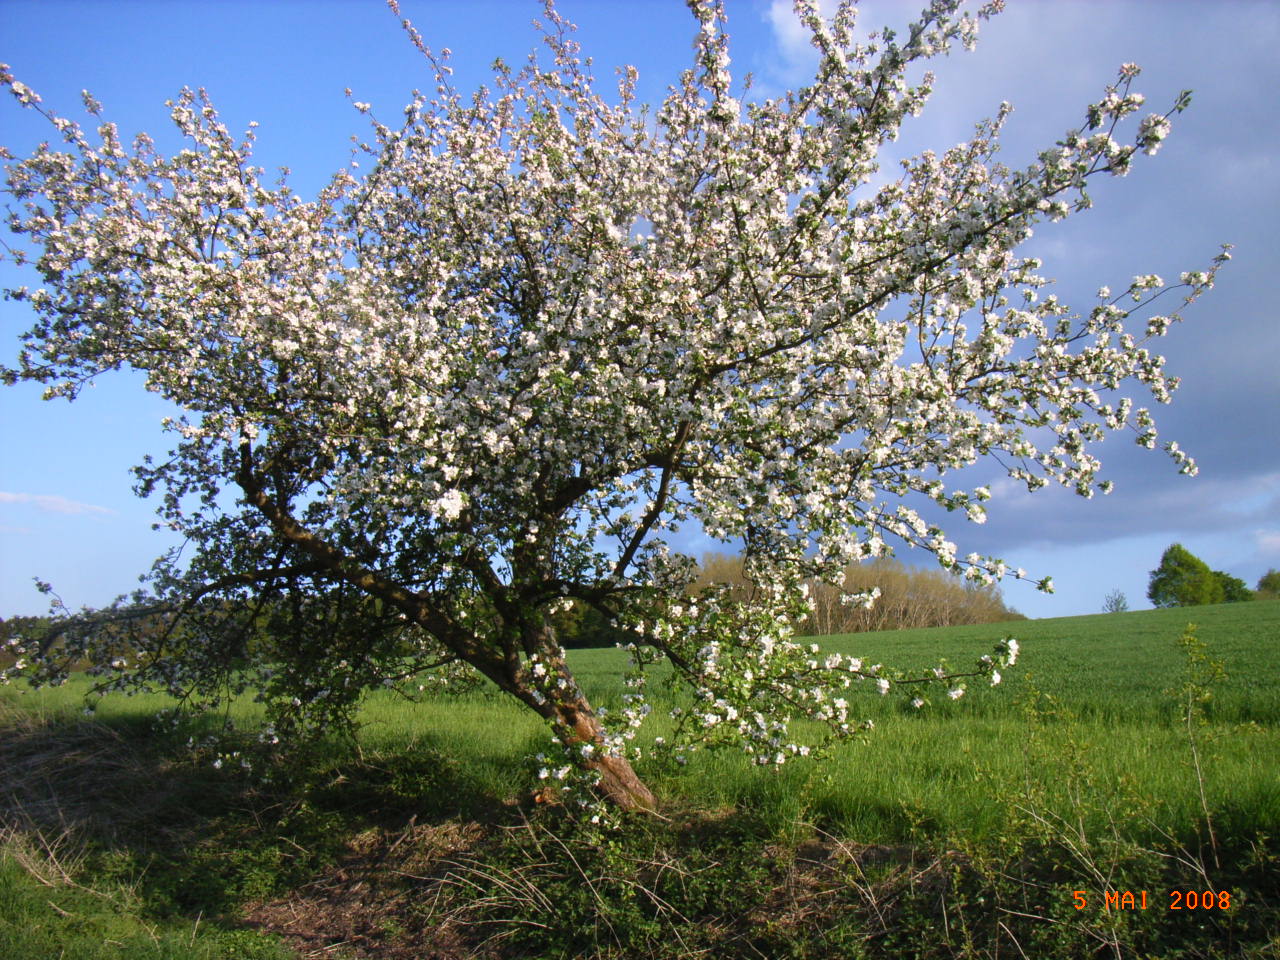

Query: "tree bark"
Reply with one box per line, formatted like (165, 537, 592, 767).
(549, 692, 657, 812)
(591, 751, 658, 812)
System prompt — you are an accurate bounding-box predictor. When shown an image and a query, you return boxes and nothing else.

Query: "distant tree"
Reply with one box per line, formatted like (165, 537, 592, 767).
(553, 599, 631, 649)
(1102, 589, 1129, 613)
(1147, 544, 1223, 607)
(1212, 570, 1252, 603)
(1256, 569, 1280, 599)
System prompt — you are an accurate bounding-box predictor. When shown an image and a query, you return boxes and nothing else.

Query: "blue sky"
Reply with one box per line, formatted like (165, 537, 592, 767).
(1, 0, 1277, 620)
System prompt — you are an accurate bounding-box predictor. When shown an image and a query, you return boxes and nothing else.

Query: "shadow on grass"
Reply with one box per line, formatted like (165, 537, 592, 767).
(0, 702, 517, 924)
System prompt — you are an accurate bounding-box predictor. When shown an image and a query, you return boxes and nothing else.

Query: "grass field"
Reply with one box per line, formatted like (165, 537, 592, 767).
(2, 600, 1277, 958)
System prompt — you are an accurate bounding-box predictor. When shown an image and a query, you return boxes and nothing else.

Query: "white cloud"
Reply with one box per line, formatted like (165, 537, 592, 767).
(0, 491, 115, 516)
(764, 0, 817, 80)
(1256, 530, 1280, 557)
(763, 0, 864, 85)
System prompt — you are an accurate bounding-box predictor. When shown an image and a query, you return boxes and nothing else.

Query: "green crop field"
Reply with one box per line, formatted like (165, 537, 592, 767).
(3, 600, 1278, 958)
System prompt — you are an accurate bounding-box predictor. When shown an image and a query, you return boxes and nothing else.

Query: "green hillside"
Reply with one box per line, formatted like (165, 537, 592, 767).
(565, 598, 1280, 724)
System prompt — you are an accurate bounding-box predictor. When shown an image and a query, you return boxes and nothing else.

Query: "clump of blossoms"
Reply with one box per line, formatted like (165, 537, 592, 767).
(0, 0, 1224, 812)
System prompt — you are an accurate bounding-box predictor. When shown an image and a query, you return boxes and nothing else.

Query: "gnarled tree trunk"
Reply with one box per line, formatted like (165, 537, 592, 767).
(548, 691, 656, 811)
(517, 624, 658, 812)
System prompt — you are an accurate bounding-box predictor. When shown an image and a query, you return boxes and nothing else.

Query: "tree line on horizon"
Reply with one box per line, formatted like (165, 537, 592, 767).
(686, 553, 1025, 637)
(2, 554, 1025, 657)
(9, 543, 1271, 658)
(389, 552, 1027, 647)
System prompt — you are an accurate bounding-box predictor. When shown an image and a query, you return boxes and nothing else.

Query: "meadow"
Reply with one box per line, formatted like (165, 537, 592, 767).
(2, 600, 1277, 958)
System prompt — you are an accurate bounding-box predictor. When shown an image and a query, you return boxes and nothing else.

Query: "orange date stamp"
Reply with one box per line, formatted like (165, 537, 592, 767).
(1072, 889, 1232, 911)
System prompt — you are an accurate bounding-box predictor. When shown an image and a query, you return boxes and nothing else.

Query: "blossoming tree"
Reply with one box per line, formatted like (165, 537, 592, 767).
(0, 0, 1225, 810)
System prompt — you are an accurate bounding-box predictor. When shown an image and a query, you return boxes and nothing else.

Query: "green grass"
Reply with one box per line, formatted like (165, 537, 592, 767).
(6, 600, 1278, 842)
(335, 599, 1280, 842)
(2, 599, 1277, 958)
(0, 859, 289, 960)
(818, 601, 1280, 723)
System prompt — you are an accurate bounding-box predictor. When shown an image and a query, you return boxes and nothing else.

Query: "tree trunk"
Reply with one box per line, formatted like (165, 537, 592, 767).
(550, 692, 657, 812)
(522, 622, 658, 812)
(590, 751, 658, 812)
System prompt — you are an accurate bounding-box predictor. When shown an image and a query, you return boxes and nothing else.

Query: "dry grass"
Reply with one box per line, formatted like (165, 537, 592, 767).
(0, 704, 166, 931)
(0, 701, 173, 841)
(242, 819, 488, 960)
(0, 818, 87, 889)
